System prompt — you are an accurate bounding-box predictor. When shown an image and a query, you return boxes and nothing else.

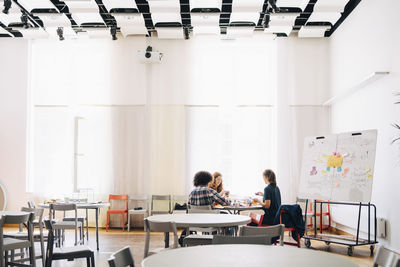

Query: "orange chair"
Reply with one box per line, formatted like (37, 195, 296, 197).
(280, 209, 301, 248)
(249, 212, 264, 226)
(316, 201, 331, 232)
(106, 194, 129, 232)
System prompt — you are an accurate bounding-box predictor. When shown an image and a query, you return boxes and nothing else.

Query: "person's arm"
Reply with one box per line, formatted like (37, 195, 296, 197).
(254, 187, 271, 209)
(210, 189, 231, 206)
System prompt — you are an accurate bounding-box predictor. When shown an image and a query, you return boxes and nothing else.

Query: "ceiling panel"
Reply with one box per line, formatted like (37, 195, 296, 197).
(276, 0, 309, 11)
(18, 0, 56, 12)
(113, 13, 148, 36)
(230, 13, 260, 25)
(0, 4, 22, 27)
(156, 27, 184, 39)
(34, 13, 71, 28)
(307, 12, 341, 25)
(0, 26, 13, 37)
(190, 0, 222, 11)
(298, 25, 331, 38)
(102, 0, 139, 12)
(231, 0, 264, 12)
(226, 26, 254, 38)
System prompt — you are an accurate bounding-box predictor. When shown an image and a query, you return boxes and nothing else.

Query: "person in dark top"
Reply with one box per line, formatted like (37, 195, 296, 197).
(253, 169, 281, 225)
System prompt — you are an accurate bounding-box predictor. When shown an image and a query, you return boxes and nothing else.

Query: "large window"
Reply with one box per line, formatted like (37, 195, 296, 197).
(185, 106, 276, 196)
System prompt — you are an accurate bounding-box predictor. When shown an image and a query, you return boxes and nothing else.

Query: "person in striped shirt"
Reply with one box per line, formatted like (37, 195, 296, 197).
(189, 171, 231, 207)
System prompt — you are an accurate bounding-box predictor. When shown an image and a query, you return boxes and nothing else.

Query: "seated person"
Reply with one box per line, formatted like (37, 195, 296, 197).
(253, 169, 281, 225)
(209, 172, 230, 198)
(189, 171, 231, 207)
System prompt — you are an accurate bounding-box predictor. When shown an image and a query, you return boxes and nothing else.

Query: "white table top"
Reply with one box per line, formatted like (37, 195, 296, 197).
(38, 202, 110, 209)
(146, 214, 251, 228)
(141, 245, 357, 267)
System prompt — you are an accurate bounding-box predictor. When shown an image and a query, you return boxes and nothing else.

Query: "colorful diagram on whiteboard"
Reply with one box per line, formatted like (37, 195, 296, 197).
(298, 130, 377, 203)
(327, 152, 343, 172)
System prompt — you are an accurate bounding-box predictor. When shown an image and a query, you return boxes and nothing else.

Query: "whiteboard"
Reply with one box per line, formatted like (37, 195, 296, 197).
(298, 130, 377, 202)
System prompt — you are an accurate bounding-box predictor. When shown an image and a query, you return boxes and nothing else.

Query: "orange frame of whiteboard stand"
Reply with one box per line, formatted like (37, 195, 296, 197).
(315, 200, 331, 232)
(106, 194, 129, 232)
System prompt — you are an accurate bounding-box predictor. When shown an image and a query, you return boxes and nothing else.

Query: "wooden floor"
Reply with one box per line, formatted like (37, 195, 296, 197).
(4, 227, 375, 267)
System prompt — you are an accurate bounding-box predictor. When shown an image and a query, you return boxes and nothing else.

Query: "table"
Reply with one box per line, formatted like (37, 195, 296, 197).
(39, 202, 110, 250)
(147, 213, 251, 228)
(147, 213, 251, 247)
(216, 205, 264, 215)
(0, 211, 30, 216)
(142, 245, 358, 267)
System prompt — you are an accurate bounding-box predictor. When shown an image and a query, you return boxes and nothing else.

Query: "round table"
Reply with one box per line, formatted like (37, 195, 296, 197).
(146, 213, 251, 228)
(216, 205, 264, 215)
(0, 211, 30, 216)
(142, 245, 357, 267)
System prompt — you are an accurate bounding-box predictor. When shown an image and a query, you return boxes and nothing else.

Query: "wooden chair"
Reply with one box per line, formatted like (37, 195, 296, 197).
(106, 195, 129, 232)
(0, 212, 36, 267)
(240, 224, 285, 246)
(373, 246, 400, 267)
(107, 246, 134, 267)
(50, 203, 84, 246)
(150, 195, 171, 215)
(212, 235, 271, 245)
(127, 195, 149, 232)
(144, 219, 178, 258)
(4, 207, 46, 267)
(44, 220, 94, 267)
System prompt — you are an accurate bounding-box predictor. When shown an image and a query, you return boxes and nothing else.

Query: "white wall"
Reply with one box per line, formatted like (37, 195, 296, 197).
(0, 39, 30, 210)
(276, 37, 331, 202)
(329, 0, 400, 252)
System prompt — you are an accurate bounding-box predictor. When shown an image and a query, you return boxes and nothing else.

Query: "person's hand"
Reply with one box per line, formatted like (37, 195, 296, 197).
(255, 192, 264, 196)
(253, 198, 260, 203)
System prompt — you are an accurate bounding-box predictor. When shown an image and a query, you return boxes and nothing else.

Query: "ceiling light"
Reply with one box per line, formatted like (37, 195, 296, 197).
(3, 0, 11, 14)
(57, 27, 64, 40)
(110, 26, 117, 40)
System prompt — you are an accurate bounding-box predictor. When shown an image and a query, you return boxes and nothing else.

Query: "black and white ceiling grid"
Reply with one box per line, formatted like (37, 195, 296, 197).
(0, 0, 361, 40)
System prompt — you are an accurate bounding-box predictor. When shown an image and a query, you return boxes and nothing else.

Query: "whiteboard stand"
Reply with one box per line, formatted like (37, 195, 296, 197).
(303, 199, 377, 257)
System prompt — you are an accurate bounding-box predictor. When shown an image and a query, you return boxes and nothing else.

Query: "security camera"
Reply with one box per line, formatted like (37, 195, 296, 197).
(137, 46, 163, 63)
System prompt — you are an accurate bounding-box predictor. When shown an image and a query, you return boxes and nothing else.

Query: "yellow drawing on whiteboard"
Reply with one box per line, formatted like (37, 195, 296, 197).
(368, 174, 373, 179)
(327, 152, 343, 172)
(366, 167, 371, 173)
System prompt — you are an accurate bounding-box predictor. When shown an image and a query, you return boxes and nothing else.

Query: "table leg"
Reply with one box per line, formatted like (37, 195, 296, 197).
(164, 232, 170, 248)
(95, 207, 99, 251)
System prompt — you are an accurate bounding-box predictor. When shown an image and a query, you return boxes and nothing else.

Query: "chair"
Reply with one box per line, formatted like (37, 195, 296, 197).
(0, 212, 36, 267)
(249, 212, 264, 226)
(44, 220, 95, 267)
(315, 200, 331, 232)
(50, 203, 84, 246)
(296, 198, 314, 230)
(279, 209, 301, 248)
(373, 246, 400, 267)
(239, 224, 285, 246)
(212, 235, 271, 245)
(171, 195, 188, 214)
(187, 204, 212, 210)
(183, 209, 220, 247)
(4, 207, 46, 267)
(28, 200, 36, 209)
(144, 219, 178, 258)
(107, 246, 134, 267)
(150, 195, 171, 215)
(63, 197, 88, 242)
(106, 194, 129, 232)
(127, 194, 149, 232)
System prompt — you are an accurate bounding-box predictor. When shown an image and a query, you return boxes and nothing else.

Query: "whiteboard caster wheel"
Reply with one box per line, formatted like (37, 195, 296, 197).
(305, 239, 311, 248)
(348, 246, 353, 256)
